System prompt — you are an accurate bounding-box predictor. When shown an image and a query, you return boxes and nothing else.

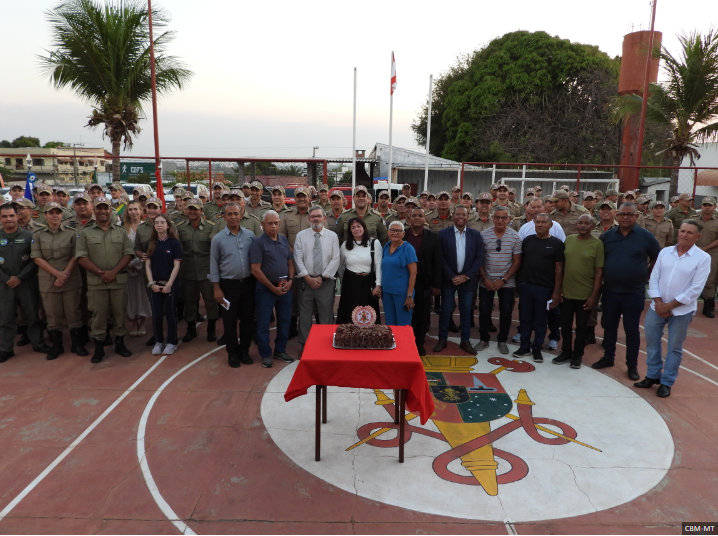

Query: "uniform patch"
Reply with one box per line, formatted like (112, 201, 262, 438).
(0, 239, 6, 246)
(21, 254, 29, 262)
(15, 238, 25, 243)
(0, 257, 4, 264)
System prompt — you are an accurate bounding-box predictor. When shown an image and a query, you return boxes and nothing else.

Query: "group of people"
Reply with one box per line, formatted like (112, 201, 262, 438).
(0, 177, 713, 397)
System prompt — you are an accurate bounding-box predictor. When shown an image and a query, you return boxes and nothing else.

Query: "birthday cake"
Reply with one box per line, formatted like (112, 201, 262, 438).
(334, 324, 394, 349)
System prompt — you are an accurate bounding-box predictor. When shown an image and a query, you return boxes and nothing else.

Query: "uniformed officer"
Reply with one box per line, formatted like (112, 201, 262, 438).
(550, 190, 588, 235)
(245, 180, 271, 220)
(507, 187, 518, 205)
(668, 195, 680, 209)
(0, 204, 51, 363)
(418, 190, 430, 212)
(449, 186, 462, 211)
(644, 200, 674, 248)
(665, 193, 698, 237)
(386, 195, 407, 227)
(634, 196, 651, 228)
(336, 185, 388, 245)
(312, 184, 332, 213)
(13, 198, 46, 232)
(203, 183, 225, 219)
(401, 183, 413, 199)
(325, 190, 347, 234)
(593, 190, 604, 204)
(460, 192, 475, 214)
(591, 201, 618, 238)
(269, 185, 293, 217)
(582, 191, 597, 216)
(53, 187, 76, 221)
(9, 183, 25, 203)
(469, 193, 495, 231)
(176, 198, 218, 342)
(210, 190, 262, 237)
(241, 182, 252, 199)
(426, 191, 454, 233)
(489, 183, 499, 201)
(30, 202, 86, 360)
(76, 197, 135, 363)
(695, 196, 718, 318)
(197, 184, 211, 206)
(108, 182, 125, 211)
(569, 191, 579, 204)
(375, 190, 395, 220)
(32, 184, 54, 225)
(426, 192, 438, 213)
(493, 184, 520, 218)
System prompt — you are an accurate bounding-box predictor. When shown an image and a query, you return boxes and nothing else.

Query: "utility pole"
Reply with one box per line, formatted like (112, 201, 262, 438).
(313, 146, 319, 158)
(72, 142, 84, 187)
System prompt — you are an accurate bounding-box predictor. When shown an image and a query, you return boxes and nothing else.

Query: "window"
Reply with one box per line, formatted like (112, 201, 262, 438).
(32, 158, 45, 167)
(3, 158, 9, 166)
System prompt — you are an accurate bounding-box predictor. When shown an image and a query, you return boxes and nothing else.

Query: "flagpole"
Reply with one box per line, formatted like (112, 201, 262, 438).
(147, 0, 164, 211)
(388, 51, 394, 185)
(423, 74, 433, 192)
(352, 67, 357, 192)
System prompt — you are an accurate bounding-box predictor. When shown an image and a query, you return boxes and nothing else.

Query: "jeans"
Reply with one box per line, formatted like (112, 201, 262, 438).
(411, 282, 432, 347)
(560, 299, 593, 357)
(383, 292, 413, 326)
(220, 278, 255, 357)
(479, 286, 515, 342)
(439, 288, 474, 341)
(518, 283, 553, 352)
(548, 305, 561, 342)
(255, 284, 292, 358)
(644, 307, 693, 387)
(601, 288, 646, 366)
(150, 285, 179, 345)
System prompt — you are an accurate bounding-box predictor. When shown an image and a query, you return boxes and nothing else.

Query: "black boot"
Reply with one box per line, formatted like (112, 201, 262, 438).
(288, 316, 298, 339)
(79, 325, 90, 345)
(70, 328, 89, 356)
(114, 336, 132, 357)
(33, 337, 52, 354)
(206, 319, 217, 342)
(16, 325, 30, 347)
(703, 298, 715, 318)
(195, 300, 204, 322)
(182, 322, 197, 343)
(585, 326, 596, 344)
(46, 330, 64, 361)
(104, 324, 113, 346)
(91, 339, 105, 363)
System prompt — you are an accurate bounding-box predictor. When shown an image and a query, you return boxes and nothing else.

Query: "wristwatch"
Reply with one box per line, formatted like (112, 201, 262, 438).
(147, 281, 156, 287)
(500, 277, 507, 283)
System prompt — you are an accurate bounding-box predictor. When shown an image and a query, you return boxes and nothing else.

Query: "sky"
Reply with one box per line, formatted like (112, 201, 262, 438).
(1, 0, 715, 161)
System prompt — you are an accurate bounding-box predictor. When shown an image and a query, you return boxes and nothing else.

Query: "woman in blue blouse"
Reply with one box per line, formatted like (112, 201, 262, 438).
(380, 221, 418, 326)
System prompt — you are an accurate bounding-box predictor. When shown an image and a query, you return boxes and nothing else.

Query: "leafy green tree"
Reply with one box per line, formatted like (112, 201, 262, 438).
(0, 141, 11, 148)
(412, 31, 621, 164)
(11, 136, 41, 148)
(613, 30, 718, 196)
(39, 0, 193, 181)
(43, 141, 68, 148)
(133, 172, 152, 184)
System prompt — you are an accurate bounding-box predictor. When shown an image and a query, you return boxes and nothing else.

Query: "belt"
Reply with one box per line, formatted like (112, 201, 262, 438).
(221, 276, 254, 283)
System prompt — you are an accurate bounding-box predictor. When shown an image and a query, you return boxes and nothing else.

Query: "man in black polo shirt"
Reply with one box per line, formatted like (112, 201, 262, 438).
(513, 214, 564, 363)
(593, 202, 660, 380)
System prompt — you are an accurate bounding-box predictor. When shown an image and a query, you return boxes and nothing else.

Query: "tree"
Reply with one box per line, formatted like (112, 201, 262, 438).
(613, 30, 718, 196)
(412, 31, 621, 164)
(11, 136, 41, 148)
(39, 0, 193, 181)
(0, 141, 11, 148)
(43, 141, 68, 148)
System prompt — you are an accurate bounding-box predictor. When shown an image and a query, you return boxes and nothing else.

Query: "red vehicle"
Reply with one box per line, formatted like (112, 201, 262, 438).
(329, 186, 353, 209)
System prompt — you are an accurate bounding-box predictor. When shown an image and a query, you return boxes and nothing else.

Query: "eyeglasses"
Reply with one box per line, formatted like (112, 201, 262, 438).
(493, 216, 510, 220)
(388, 229, 403, 233)
(617, 213, 638, 217)
(495, 238, 502, 252)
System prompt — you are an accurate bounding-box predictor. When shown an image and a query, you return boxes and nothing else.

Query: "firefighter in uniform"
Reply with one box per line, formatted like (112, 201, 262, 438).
(492, 184, 520, 218)
(326, 190, 347, 235)
(385, 195, 407, 227)
(695, 196, 718, 318)
(54, 187, 76, 221)
(32, 184, 55, 225)
(427, 191, 454, 233)
(644, 200, 674, 248)
(550, 190, 588, 235)
(76, 197, 134, 363)
(245, 180, 271, 220)
(449, 186, 462, 211)
(203, 183, 225, 219)
(511, 198, 536, 231)
(31, 202, 87, 360)
(197, 184, 210, 206)
(469, 193, 495, 232)
(9, 183, 25, 203)
(665, 193, 698, 240)
(211, 190, 262, 236)
(375, 190, 395, 220)
(269, 186, 293, 218)
(312, 184, 332, 213)
(14, 199, 46, 232)
(635, 196, 651, 228)
(177, 197, 219, 342)
(336, 185, 388, 245)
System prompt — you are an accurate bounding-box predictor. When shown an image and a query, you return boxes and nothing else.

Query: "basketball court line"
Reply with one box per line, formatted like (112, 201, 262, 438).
(0, 355, 169, 524)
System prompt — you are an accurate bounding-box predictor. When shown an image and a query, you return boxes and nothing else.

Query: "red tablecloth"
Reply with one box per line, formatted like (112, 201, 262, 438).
(284, 325, 434, 424)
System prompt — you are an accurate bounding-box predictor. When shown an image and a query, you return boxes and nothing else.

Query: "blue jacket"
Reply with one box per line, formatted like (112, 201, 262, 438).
(438, 225, 483, 291)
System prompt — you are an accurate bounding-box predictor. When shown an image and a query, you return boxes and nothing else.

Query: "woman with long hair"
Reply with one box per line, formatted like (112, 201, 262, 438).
(336, 217, 383, 324)
(115, 192, 130, 219)
(144, 214, 183, 355)
(123, 202, 152, 336)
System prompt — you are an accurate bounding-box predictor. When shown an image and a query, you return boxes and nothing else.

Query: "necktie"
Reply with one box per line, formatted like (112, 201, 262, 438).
(313, 232, 323, 276)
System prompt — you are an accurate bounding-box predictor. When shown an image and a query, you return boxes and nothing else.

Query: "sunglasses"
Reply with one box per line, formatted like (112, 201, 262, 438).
(496, 238, 502, 252)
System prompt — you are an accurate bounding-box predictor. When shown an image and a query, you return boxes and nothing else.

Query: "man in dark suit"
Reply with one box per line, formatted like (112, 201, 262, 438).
(405, 207, 443, 356)
(434, 206, 484, 354)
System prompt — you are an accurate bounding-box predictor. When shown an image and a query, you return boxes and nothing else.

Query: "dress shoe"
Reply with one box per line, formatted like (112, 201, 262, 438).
(552, 352, 572, 365)
(498, 342, 509, 355)
(585, 327, 596, 344)
(0, 350, 15, 363)
(448, 319, 460, 333)
(634, 376, 661, 388)
(532, 349, 543, 363)
(432, 339, 447, 352)
(206, 319, 217, 342)
(459, 340, 476, 354)
(228, 354, 241, 368)
(488, 324, 497, 333)
(273, 352, 294, 363)
(16, 326, 30, 347)
(182, 322, 197, 343)
(591, 357, 614, 370)
(416, 344, 426, 357)
(218, 335, 226, 346)
(473, 340, 489, 352)
(240, 353, 253, 365)
(657, 384, 671, 398)
(33, 342, 52, 354)
(627, 366, 640, 381)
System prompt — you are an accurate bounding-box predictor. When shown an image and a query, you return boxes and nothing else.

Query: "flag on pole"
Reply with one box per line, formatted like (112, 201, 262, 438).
(391, 53, 397, 95)
(155, 168, 165, 213)
(24, 169, 36, 201)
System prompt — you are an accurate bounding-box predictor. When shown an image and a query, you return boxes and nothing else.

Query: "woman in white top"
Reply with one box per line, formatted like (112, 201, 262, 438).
(336, 217, 383, 324)
(123, 202, 152, 336)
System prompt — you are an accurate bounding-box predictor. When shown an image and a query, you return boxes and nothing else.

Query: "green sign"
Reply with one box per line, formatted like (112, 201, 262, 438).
(120, 162, 155, 180)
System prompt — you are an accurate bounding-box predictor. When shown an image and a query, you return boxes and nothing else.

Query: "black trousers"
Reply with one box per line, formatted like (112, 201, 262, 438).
(411, 280, 432, 347)
(560, 298, 592, 357)
(479, 286, 515, 342)
(220, 277, 256, 357)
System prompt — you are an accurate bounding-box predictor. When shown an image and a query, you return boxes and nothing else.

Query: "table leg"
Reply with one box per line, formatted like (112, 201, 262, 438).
(393, 389, 399, 424)
(398, 389, 406, 463)
(315, 385, 323, 461)
(322, 385, 327, 424)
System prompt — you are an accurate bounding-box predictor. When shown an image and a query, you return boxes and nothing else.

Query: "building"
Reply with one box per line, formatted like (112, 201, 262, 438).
(0, 147, 112, 186)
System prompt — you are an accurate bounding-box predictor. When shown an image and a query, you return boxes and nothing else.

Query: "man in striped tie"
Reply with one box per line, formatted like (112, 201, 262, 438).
(293, 206, 341, 358)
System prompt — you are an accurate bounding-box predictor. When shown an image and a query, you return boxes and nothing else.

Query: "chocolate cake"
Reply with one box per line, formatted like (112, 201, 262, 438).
(334, 324, 394, 349)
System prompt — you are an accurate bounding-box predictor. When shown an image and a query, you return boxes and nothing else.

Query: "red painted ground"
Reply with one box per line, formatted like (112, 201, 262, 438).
(0, 298, 716, 535)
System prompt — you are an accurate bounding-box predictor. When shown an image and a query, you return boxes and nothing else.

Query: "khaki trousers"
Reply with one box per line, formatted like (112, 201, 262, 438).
(88, 288, 127, 340)
(41, 289, 82, 331)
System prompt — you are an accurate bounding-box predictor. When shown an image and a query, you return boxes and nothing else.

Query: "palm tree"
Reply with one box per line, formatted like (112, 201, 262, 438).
(39, 0, 193, 181)
(613, 30, 718, 196)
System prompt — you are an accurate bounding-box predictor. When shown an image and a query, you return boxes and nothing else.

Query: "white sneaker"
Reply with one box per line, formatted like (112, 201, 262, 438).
(512, 333, 521, 343)
(547, 339, 558, 350)
(152, 342, 165, 355)
(164, 343, 177, 355)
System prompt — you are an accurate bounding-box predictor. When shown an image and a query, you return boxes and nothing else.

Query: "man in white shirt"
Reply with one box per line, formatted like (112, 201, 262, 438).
(294, 206, 340, 356)
(518, 216, 566, 242)
(637, 220, 711, 398)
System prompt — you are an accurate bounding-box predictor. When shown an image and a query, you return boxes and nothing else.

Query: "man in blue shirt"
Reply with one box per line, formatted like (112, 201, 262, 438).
(593, 202, 661, 380)
(250, 210, 296, 368)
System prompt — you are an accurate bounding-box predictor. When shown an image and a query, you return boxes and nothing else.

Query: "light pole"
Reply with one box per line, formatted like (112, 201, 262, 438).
(313, 146, 319, 158)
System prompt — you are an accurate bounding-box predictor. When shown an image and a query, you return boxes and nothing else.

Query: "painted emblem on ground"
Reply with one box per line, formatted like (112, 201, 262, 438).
(262, 347, 674, 522)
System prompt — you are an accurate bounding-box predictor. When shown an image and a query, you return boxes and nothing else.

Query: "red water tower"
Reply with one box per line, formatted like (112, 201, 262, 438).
(618, 30, 662, 192)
